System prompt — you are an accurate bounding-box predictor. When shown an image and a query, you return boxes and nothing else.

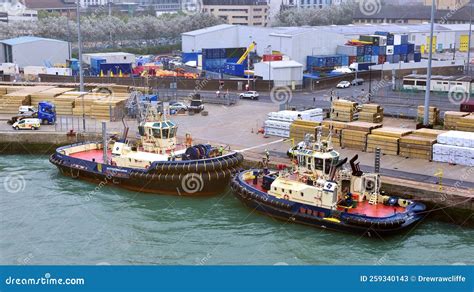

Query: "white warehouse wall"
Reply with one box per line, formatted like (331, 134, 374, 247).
(182, 25, 240, 53)
(12, 40, 70, 67)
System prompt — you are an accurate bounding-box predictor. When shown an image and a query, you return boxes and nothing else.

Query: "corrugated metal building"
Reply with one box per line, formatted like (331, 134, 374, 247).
(254, 60, 304, 86)
(0, 36, 70, 68)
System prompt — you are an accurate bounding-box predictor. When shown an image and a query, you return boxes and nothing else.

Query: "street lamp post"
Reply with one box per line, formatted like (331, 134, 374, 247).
(423, 0, 435, 127)
(267, 45, 272, 92)
(76, 0, 85, 132)
(466, 1, 472, 75)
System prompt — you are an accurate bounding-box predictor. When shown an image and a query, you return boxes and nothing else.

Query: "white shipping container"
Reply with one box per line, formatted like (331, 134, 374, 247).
(386, 46, 394, 55)
(394, 35, 402, 45)
(45, 67, 72, 76)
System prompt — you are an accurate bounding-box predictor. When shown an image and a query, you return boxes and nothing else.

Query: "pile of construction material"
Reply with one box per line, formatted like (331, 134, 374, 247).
(0, 86, 54, 114)
(444, 111, 469, 130)
(456, 114, 474, 132)
(330, 100, 358, 122)
(321, 120, 347, 147)
(91, 95, 129, 121)
(72, 94, 109, 117)
(30, 87, 75, 105)
(433, 131, 474, 166)
(290, 120, 321, 142)
(417, 106, 439, 125)
(341, 122, 382, 151)
(399, 128, 445, 160)
(54, 91, 84, 115)
(265, 109, 324, 138)
(367, 127, 412, 155)
(358, 104, 383, 123)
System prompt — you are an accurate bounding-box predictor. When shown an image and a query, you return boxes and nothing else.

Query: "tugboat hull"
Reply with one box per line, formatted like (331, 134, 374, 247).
(231, 171, 427, 237)
(50, 146, 243, 196)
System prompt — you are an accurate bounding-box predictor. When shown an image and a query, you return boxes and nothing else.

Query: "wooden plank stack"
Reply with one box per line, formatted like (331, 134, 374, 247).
(0, 86, 53, 114)
(341, 122, 382, 151)
(321, 120, 347, 147)
(72, 94, 109, 116)
(289, 120, 321, 142)
(91, 95, 129, 121)
(417, 106, 440, 125)
(399, 128, 445, 160)
(456, 114, 474, 132)
(330, 100, 357, 122)
(358, 103, 383, 123)
(444, 111, 469, 130)
(367, 127, 412, 156)
(30, 87, 75, 105)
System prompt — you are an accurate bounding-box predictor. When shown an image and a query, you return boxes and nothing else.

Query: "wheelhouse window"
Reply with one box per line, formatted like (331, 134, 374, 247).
(314, 158, 324, 171)
(152, 128, 161, 138)
(324, 159, 332, 175)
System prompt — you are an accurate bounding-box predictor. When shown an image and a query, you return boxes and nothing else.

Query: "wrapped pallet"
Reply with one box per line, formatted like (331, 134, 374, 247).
(322, 120, 347, 147)
(417, 106, 439, 125)
(359, 103, 384, 123)
(330, 100, 357, 122)
(433, 131, 474, 166)
(456, 114, 474, 132)
(289, 120, 321, 143)
(444, 111, 469, 130)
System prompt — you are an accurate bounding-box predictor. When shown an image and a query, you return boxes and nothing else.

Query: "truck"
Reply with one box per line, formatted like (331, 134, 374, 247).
(349, 62, 376, 71)
(8, 102, 56, 125)
(460, 101, 474, 113)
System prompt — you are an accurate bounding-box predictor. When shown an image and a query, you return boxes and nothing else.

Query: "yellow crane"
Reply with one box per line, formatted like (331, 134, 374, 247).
(237, 41, 257, 65)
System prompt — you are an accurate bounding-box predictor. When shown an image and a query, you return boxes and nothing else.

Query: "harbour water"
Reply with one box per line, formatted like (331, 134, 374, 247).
(1, 155, 473, 265)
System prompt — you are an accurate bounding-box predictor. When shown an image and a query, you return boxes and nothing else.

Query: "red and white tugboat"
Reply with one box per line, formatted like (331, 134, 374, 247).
(231, 130, 426, 237)
(50, 109, 243, 196)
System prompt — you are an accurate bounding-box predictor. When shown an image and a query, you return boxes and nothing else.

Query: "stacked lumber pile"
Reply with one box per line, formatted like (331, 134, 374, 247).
(91, 95, 128, 121)
(367, 127, 412, 156)
(321, 120, 347, 147)
(72, 94, 108, 116)
(399, 128, 445, 160)
(444, 111, 469, 130)
(358, 103, 383, 123)
(30, 87, 75, 105)
(341, 122, 382, 151)
(417, 106, 439, 125)
(289, 120, 321, 142)
(330, 100, 357, 122)
(456, 114, 474, 132)
(0, 86, 53, 114)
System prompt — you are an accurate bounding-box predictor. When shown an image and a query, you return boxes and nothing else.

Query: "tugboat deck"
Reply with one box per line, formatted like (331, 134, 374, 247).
(244, 178, 406, 218)
(69, 149, 112, 163)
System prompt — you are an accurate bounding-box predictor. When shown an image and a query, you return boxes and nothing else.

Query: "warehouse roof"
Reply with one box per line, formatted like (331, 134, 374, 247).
(182, 24, 236, 36)
(0, 36, 68, 46)
(24, 0, 76, 9)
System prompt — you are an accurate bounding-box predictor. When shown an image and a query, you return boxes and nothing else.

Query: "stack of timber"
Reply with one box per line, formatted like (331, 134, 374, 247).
(417, 106, 440, 125)
(330, 100, 357, 122)
(367, 127, 412, 156)
(456, 114, 474, 132)
(0, 86, 53, 114)
(91, 95, 129, 121)
(399, 128, 446, 160)
(341, 122, 381, 151)
(358, 103, 384, 123)
(54, 91, 85, 115)
(72, 94, 109, 117)
(321, 120, 347, 147)
(289, 120, 321, 142)
(444, 111, 469, 130)
(30, 87, 75, 105)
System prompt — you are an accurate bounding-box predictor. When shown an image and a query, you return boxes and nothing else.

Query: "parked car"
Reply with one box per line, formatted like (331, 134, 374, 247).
(188, 99, 204, 113)
(169, 102, 188, 112)
(239, 91, 259, 100)
(351, 78, 365, 86)
(12, 118, 41, 130)
(18, 106, 36, 115)
(336, 81, 351, 88)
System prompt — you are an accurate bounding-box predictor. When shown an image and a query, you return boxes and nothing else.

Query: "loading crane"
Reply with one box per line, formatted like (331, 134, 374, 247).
(236, 41, 257, 65)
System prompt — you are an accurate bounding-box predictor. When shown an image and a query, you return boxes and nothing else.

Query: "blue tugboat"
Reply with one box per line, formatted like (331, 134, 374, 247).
(231, 132, 426, 237)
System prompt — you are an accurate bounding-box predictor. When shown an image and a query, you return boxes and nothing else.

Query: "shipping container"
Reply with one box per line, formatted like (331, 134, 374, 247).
(378, 55, 386, 64)
(400, 54, 407, 62)
(349, 56, 357, 65)
(263, 54, 283, 62)
(364, 55, 372, 63)
(386, 55, 394, 63)
(414, 52, 422, 62)
(364, 45, 373, 55)
(377, 35, 387, 46)
(223, 62, 245, 76)
(371, 55, 379, 64)
(394, 45, 402, 55)
(407, 43, 415, 54)
(379, 46, 386, 55)
(336, 45, 358, 56)
(372, 46, 379, 56)
(99, 63, 132, 75)
(202, 48, 226, 60)
(400, 44, 409, 55)
(360, 35, 379, 45)
(357, 56, 365, 63)
(394, 34, 409, 45)
(91, 58, 106, 75)
(356, 46, 365, 56)
(407, 53, 415, 62)
(341, 55, 349, 66)
(393, 55, 401, 63)
(182, 52, 200, 63)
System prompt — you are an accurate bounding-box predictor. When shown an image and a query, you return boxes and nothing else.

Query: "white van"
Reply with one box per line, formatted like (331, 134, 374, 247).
(18, 106, 37, 115)
(12, 118, 41, 130)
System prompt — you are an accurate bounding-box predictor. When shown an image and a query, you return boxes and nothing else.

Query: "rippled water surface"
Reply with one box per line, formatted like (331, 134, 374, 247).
(0, 155, 473, 265)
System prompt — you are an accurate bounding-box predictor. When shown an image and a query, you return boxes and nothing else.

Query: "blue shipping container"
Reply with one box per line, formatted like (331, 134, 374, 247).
(202, 48, 226, 60)
(400, 44, 409, 55)
(224, 62, 245, 76)
(400, 54, 407, 62)
(182, 52, 200, 63)
(414, 52, 422, 62)
(99, 63, 132, 75)
(407, 43, 415, 54)
(379, 46, 386, 55)
(364, 55, 372, 62)
(364, 45, 373, 55)
(356, 46, 365, 56)
(341, 55, 349, 66)
(372, 46, 379, 56)
(393, 55, 401, 63)
(400, 34, 409, 45)
(394, 45, 402, 55)
(386, 55, 394, 63)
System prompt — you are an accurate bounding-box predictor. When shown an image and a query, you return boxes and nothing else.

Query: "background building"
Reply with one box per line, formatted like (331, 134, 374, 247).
(202, 0, 269, 26)
(423, 0, 471, 10)
(0, 36, 71, 68)
(23, 0, 77, 17)
(0, 1, 38, 22)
